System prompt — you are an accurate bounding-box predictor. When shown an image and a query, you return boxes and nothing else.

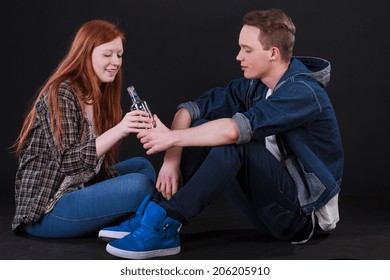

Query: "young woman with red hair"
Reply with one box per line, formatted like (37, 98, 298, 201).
(11, 19, 156, 238)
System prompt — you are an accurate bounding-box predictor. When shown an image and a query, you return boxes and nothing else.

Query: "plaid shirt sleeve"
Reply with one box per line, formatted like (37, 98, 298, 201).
(37, 83, 98, 175)
(12, 82, 102, 231)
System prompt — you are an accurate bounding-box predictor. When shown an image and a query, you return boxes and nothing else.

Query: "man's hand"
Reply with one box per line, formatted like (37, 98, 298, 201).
(137, 114, 173, 155)
(156, 161, 183, 200)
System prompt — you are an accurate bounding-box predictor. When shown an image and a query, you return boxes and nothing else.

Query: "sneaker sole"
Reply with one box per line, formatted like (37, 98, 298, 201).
(98, 230, 130, 242)
(106, 244, 181, 259)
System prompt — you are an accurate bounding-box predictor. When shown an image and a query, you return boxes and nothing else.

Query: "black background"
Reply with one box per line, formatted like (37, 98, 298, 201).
(1, 0, 389, 206)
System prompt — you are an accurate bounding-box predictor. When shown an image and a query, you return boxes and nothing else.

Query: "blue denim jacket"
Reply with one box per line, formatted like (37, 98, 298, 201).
(178, 56, 344, 215)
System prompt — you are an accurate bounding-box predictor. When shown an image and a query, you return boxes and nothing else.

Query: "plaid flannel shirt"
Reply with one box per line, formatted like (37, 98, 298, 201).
(12, 82, 117, 232)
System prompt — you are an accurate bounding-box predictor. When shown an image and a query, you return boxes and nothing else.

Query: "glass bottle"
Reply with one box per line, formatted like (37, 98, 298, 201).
(127, 85, 155, 127)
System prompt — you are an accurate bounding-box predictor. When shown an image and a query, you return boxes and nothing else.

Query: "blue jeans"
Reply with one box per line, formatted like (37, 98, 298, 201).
(25, 157, 156, 238)
(159, 142, 313, 241)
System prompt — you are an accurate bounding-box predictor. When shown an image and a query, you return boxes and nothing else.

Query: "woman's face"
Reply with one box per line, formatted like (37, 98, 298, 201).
(92, 36, 123, 84)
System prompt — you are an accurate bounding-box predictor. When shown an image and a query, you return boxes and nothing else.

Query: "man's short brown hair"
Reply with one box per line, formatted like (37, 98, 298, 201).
(243, 8, 296, 63)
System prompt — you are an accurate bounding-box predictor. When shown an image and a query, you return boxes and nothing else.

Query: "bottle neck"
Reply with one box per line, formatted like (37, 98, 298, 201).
(127, 86, 141, 104)
(130, 93, 141, 103)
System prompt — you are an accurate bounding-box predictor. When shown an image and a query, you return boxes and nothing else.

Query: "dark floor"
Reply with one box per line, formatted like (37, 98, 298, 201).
(1, 193, 389, 260)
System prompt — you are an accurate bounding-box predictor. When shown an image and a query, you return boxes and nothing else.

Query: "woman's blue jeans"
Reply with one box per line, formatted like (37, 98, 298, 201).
(159, 142, 313, 241)
(25, 157, 156, 238)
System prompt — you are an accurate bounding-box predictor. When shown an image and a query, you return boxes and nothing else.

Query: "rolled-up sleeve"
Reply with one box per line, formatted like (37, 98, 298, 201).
(232, 112, 253, 144)
(53, 131, 98, 176)
(177, 101, 201, 121)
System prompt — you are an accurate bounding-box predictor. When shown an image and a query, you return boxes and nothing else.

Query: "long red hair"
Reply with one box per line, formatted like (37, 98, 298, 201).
(13, 19, 125, 167)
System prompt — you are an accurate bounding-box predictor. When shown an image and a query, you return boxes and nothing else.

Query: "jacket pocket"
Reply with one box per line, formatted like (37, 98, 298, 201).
(285, 157, 326, 207)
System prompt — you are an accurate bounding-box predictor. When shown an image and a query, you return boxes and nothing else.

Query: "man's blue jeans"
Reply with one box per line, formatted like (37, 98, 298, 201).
(25, 157, 156, 238)
(159, 142, 313, 241)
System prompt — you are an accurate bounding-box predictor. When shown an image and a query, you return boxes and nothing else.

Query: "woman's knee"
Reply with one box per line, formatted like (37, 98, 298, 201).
(121, 173, 156, 195)
(113, 157, 156, 183)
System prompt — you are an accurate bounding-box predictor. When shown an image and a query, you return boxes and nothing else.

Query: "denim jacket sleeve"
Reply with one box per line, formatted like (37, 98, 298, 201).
(239, 77, 323, 142)
(177, 78, 251, 122)
(178, 76, 324, 148)
(177, 78, 256, 144)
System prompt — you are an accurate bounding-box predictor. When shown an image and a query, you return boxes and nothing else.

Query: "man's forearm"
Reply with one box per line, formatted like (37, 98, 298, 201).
(171, 118, 239, 147)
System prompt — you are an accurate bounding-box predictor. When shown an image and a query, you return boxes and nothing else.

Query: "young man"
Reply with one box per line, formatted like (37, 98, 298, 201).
(101, 8, 344, 259)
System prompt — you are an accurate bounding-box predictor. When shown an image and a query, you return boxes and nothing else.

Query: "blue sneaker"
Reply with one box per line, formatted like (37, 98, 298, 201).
(98, 194, 152, 242)
(106, 202, 181, 259)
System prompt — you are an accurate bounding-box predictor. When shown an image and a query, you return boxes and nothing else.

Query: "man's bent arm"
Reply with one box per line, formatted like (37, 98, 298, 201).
(170, 118, 239, 148)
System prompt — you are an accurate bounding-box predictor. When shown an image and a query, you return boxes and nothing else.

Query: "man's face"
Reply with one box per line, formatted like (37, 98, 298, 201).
(236, 25, 272, 79)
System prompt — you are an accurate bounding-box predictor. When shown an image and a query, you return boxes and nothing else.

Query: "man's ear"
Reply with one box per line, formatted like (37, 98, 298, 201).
(270, 46, 280, 61)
